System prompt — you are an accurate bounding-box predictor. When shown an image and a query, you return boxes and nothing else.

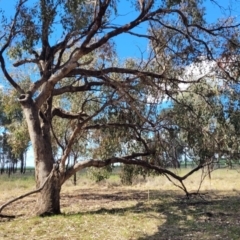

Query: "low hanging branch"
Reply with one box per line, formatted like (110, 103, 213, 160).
(64, 155, 214, 195)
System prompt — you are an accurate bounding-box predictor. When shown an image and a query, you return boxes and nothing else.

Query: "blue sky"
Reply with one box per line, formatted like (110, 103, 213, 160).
(1, 0, 240, 166)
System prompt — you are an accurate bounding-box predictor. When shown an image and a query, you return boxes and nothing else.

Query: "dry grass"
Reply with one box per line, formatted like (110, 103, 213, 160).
(0, 168, 240, 239)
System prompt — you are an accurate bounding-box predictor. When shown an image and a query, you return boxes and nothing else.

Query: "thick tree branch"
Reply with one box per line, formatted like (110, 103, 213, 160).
(52, 108, 88, 120)
(64, 157, 212, 196)
(67, 67, 199, 84)
(28, 76, 48, 97)
(52, 81, 104, 96)
(53, 34, 88, 71)
(64, 156, 206, 183)
(83, 2, 155, 52)
(81, 0, 110, 48)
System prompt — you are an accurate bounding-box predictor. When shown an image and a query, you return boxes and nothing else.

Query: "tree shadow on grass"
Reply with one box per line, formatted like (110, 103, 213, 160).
(62, 189, 149, 202)
(62, 192, 153, 218)
(137, 191, 240, 240)
(62, 189, 240, 240)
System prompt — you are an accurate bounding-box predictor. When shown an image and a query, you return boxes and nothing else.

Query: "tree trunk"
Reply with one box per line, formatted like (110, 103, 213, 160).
(20, 152, 25, 174)
(36, 170, 62, 216)
(73, 172, 77, 186)
(20, 94, 62, 216)
(73, 156, 77, 185)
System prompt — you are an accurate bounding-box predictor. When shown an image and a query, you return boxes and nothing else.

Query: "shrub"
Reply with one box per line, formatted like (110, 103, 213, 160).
(87, 165, 112, 182)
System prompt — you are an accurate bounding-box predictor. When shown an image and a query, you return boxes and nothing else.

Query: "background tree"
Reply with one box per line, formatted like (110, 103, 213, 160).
(0, 87, 29, 174)
(0, 0, 239, 216)
(169, 62, 240, 169)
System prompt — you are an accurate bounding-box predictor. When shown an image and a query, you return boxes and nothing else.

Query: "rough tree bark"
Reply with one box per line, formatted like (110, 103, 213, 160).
(19, 94, 62, 215)
(36, 169, 62, 216)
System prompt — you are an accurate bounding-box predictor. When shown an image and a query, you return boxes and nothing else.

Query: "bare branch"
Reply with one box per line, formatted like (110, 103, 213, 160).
(13, 58, 38, 67)
(53, 35, 90, 70)
(181, 160, 213, 181)
(0, 55, 24, 94)
(81, 0, 111, 48)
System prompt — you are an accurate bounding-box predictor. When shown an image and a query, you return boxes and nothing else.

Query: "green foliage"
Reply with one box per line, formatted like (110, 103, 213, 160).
(166, 0, 181, 8)
(120, 164, 149, 185)
(120, 165, 135, 185)
(87, 165, 112, 183)
(166, 0, 205, 24)
(162, 77, 240, 166)
(0, 83, 29, 160)
(61, 0, 92, 31)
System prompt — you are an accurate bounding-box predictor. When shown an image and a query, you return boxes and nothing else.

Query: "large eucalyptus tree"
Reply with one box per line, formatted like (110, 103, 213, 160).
(0, 0, 239, 216)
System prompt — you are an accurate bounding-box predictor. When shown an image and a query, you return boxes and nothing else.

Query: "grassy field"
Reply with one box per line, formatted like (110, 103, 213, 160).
(0, 168, 240, 239)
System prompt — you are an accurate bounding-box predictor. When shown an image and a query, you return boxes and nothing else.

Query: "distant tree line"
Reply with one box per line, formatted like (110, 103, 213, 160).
(0, 132, 27, 175)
